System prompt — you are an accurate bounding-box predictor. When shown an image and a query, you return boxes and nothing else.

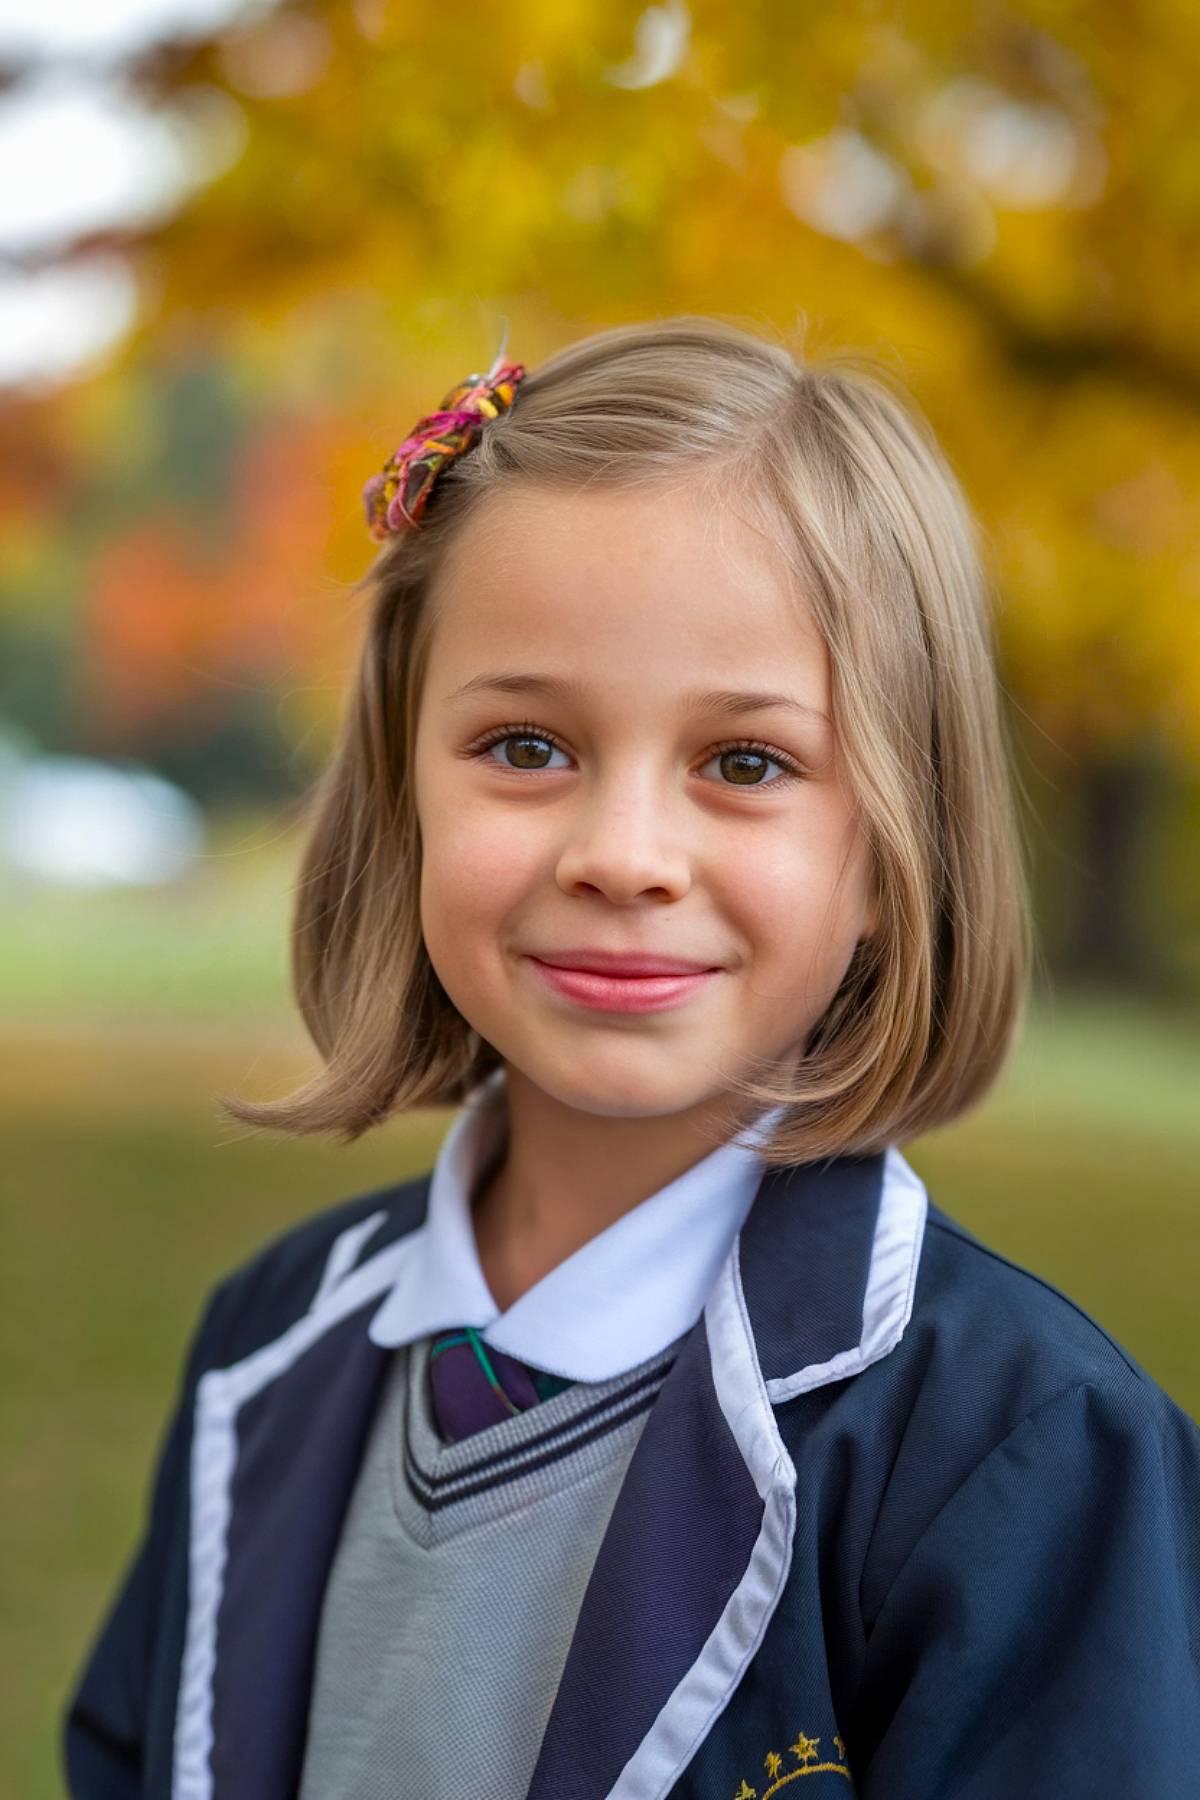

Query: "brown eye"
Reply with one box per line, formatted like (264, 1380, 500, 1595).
(699, 740, 806, 789)
(719, 748, 772, 785)
(503, 734, 555, 770)
(473, 727, 570, 773)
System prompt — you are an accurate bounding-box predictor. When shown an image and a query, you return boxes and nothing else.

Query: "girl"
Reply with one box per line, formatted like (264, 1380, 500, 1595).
(64, 318, 1199, 1798)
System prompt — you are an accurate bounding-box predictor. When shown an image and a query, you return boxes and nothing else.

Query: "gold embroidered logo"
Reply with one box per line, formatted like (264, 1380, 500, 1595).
(732, 1728, 852, 1795)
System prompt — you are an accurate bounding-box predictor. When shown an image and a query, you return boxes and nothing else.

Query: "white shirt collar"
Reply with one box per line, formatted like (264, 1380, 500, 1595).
(367, 1066, 787, 1382)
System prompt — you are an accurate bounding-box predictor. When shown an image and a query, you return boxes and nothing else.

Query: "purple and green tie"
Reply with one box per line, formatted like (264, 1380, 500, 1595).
(428, 1325, 574, 1444)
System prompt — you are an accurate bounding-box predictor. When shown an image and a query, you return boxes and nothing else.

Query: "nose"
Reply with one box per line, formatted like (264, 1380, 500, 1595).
(553, 775, 692, 904)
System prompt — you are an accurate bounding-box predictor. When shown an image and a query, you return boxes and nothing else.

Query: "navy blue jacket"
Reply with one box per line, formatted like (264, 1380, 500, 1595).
(63, 1145, 1200, 1797)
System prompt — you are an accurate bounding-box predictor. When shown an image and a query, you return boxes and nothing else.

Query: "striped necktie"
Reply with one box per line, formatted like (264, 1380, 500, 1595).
(428, 1325, 574, 1444)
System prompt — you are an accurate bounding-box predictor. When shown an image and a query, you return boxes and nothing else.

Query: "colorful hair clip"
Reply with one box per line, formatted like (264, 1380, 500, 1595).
(362, 353, 527, 540)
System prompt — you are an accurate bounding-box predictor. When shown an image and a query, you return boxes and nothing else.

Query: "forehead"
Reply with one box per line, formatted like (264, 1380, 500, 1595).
(424, 480, 826, 688)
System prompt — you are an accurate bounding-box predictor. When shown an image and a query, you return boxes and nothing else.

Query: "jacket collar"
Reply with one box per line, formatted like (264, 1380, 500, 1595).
(172, 1141, 927, 1800)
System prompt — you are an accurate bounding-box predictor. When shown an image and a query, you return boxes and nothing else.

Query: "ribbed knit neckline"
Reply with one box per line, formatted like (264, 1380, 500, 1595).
(386, 1334, 683, 1547)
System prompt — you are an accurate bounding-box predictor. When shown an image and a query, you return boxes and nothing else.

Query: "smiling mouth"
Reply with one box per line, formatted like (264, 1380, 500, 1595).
(525, 956, 720, 1014)
(529, 951, 721, 977)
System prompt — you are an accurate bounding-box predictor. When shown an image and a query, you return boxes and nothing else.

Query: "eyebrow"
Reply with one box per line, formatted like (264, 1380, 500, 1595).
(445, 670, 832, 728)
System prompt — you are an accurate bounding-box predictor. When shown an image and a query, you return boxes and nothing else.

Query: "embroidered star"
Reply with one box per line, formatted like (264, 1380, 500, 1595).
(790, 1732, 820, 1765)
(734, 1782, 757, 1799)
(765, 1750, 783, 1778)
(833, 1734, 847, 1762)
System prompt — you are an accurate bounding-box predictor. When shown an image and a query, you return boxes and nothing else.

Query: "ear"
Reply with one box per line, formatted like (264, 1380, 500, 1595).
(858, 884, 880, 944)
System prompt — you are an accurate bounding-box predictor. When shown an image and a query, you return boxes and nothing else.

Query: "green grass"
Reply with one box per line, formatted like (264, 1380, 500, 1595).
(0, 808, 300, 1025)
(2, 818, 1198, 1798)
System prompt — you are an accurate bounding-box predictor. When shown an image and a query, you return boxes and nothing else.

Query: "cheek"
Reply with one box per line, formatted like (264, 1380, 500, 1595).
(419, 804, 538, 942)
(725, 813, 869, 966)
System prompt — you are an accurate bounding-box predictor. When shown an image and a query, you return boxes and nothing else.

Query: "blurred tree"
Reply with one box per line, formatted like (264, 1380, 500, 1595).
(1, 0, 1197, 982)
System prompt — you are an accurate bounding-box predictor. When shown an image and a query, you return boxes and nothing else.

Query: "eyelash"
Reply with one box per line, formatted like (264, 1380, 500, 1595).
(466, 720, 807, 788)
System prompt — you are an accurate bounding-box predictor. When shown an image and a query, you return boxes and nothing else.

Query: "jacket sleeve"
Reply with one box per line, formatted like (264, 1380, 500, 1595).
(855, 1375, 1200, 1797)
(61, 1277, 235, 1797)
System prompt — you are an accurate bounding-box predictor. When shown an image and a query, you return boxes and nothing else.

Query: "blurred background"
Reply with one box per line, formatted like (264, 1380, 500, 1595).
(1, 1, 1198, 1791)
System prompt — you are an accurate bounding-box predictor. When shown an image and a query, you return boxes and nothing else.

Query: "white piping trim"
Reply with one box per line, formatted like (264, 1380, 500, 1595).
(309, 1209, 388, 1314)
(171, 1236, 412, 1800)
(764, 1144, 928, 1404)
(604, 1142, 928, 1798)
(610, 1240, 796, 1800)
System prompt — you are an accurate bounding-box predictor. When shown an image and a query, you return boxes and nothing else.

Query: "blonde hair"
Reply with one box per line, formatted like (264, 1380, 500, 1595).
(219, 315, 1032, 1163)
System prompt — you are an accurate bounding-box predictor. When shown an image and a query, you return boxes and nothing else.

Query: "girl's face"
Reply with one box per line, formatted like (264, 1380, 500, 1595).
(413, 479, 876, 1126)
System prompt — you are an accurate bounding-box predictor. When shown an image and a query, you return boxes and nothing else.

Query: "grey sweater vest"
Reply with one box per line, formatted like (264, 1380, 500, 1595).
(297, 1331, 683, 1799)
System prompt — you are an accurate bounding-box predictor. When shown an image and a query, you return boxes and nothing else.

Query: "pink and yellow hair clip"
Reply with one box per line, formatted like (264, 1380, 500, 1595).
(362, 351, 527, 540)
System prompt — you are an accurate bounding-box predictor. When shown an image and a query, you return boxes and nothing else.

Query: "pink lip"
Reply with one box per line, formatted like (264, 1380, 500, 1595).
(531, 949, 719, 976)
(527, 957, 720, 1014)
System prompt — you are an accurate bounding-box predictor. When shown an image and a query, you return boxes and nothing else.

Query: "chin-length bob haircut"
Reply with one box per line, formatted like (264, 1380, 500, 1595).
(218, 315, 1032, 1164)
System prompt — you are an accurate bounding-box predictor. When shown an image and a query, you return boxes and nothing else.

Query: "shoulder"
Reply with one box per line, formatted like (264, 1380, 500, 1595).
(852, 1191, 1198, 1617)
(848, 1207, 1200, 1787)
(189, 1166, 433, 1372)
(901, 1195, 1190, 1445)
(914, 1198, 1156, 1396)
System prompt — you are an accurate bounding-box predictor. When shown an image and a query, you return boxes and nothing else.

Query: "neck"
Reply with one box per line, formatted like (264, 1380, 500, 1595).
(469, 1065, 762, 1311)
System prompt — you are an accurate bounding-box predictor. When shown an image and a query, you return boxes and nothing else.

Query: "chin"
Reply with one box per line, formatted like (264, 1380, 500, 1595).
(515, 1046, 722, 1121)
